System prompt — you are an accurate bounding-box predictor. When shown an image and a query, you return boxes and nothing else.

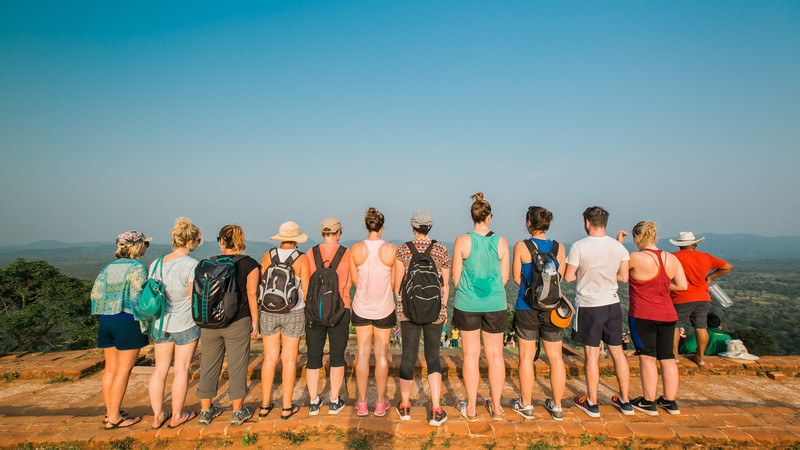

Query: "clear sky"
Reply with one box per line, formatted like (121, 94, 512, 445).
(1, 1, 799, 247)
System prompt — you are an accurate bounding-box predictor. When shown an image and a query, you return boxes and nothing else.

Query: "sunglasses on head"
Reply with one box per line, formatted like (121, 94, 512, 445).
(144, 241, 150, 248)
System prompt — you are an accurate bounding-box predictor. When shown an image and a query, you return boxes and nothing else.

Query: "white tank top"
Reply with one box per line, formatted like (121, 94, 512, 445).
(352, 239, 395, 320)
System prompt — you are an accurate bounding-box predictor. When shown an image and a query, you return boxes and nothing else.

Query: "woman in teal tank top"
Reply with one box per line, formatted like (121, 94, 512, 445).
(452, 192, 509, 421)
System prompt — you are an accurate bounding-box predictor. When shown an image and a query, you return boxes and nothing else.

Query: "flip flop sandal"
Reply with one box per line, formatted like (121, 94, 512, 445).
(281, 404, 300, 420)
(103, 410, 130, 423)
(457, 401, 479, 422)
(259, 403, 275, 418)
(104, 416, 141, 430)
(152, 411, 172, 430)
(167, 411, 197, 429)
(485, 399, 504, 420)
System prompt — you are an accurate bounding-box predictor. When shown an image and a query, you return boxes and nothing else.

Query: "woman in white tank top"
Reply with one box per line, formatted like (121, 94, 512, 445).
(259, 221, 310, 420)
(349, 208, 398, 417)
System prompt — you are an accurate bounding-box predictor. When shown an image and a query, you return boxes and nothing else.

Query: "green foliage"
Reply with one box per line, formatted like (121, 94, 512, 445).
(46, 376, 72, 384)
(348, 438, 371, 450)
(421, 431, 436, 450)
(596, 435, 606, 443)
(0, 259, 95, 354)
(220, 441, 233, 448)
(440, 433, 452, 448)
(2, 372, 19, 382)
(483, 443, 496, 450)
(109, 437, 134, 450)
(616, 439, 635, 450)
(730, 327, 776, 356)
(241, 431, 258, 446)
(580, 433, 591, 445)
(276, 430, 308, 446)
(528, 441, 562, 450)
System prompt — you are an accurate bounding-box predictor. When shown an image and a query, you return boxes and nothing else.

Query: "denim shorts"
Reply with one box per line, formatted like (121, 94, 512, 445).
(153, 324, 201, 346)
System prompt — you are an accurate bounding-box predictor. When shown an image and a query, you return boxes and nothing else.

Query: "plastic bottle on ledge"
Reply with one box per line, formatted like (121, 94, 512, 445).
(708, 281, 733, 308)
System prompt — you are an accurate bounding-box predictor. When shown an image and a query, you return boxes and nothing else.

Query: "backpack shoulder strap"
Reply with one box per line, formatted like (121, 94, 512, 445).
(406, 241, 419, 256)
(523, 239, 538, 255)
(286, 250, 301, 265)
(423, 240, 437, 256)
(311, 245, 324, 270)
(269, 248, 280, 265)
(329, 245, 347, 270)
(548, 240, 560, 259)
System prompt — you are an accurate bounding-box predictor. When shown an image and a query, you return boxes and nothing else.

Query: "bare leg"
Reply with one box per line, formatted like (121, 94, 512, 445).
(261, 334, 281, 407)
(105, 348, 141, 427)
(280, 335, 301, 413)
(428, 372, 442, 409)
(638, 354, 658, 401)
(148, 342, 175, 427)
(517, 338, 536, 406)
(673, 328, 681, 359)
(329, 366, 345, 401)
(170, 339, 198, 425)
(482, 330, 505, 415)
(399, 378, 413, 405)
(355, 326, 374, 402)
(373, 327, 391, 402)
(608, 344, 630, 402)
(306, 368, 320, 403)
(659, 359, 679, 401)
(583, 345, 600, 404)
(102, 348, 119, 418)
(461, 329, 481, 416)
(543, 340, 565, 406)
(695, 329, 709, 365)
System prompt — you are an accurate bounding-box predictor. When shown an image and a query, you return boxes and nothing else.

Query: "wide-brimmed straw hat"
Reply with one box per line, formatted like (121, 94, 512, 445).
(270, 221, 309, 243)
(669, 231, 706, 247)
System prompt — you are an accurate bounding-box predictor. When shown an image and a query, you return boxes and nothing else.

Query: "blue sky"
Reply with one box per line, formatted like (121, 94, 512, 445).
(1, 1, 799, 247)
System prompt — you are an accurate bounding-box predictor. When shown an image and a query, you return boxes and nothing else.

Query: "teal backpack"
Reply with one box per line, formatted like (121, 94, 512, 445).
(141, 255, 167, 338)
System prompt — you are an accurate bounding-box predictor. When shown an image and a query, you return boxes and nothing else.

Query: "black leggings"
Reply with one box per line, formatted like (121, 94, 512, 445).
(399, 321, 443, 381)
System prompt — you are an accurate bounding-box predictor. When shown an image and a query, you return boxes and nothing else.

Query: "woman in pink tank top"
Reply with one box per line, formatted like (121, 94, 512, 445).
(349, 208, 398, 417)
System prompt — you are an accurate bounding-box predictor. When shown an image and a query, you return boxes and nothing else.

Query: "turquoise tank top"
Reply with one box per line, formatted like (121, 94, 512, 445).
(454, 231, 507, 312)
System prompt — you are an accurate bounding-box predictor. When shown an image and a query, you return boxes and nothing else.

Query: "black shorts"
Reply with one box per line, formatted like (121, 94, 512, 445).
(351, 309, 397, 329)
(513, 309, 563, 343)
(572, 303, 623, 347)
(306, 309, 350, 370)
(629, 317, 676, 360)
(674, 301, 710, 329)
(452, 308, 507, 334)
(97, 315, 150, 351)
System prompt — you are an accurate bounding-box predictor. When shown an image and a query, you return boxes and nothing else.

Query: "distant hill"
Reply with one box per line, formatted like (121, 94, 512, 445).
(1, 233, 798, 280)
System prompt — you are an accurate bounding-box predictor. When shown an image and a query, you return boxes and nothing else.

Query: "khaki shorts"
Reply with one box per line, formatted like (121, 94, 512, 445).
(259, 308, 306, 338)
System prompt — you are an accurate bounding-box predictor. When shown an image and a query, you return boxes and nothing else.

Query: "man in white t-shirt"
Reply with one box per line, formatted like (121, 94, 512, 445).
(564, 206, 633, 417)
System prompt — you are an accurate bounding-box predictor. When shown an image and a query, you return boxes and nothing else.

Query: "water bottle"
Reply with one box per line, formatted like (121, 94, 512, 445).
(543, 260, 557, 276)
(708, 281, 733, 308)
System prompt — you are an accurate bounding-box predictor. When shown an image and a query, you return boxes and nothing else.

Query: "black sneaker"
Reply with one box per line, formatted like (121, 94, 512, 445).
(611, 395, 634, 415)
(574, 396, 600, 418)
(396, 402, 411, 421)
(328, 397, 345, 415)
(656, 396, 680, 415)
(309, 397, 321, 416)
(631, 397, 658, 416)
(429, 408, 447, 426)
(543, 398, 563, 421)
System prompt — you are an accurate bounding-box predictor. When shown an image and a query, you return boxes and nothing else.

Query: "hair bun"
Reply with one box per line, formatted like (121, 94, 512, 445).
(471, 192, 485, 203)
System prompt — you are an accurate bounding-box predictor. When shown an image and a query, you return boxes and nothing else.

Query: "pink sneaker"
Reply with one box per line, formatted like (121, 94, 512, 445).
(374, 397, 390, 417)
(356, 400, 369, 417)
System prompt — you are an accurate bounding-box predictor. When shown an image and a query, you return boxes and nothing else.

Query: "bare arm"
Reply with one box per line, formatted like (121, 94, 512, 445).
(441, 267, 450, 305)
(556, 243, 566, 277)
(498, 236, 510, 286)
(564, 264, 578, 283)
(512, 241, 524, 287)
(451, 235, 467, 288)
(706, 263, 733, 282)
(246, 267, 260, 337)
(616, 260, 629, 283)
(349, 243, 361, 288)
(669, 255, 688, 291)
(393, 254, 405, 297)
(295, 254, 310, 298)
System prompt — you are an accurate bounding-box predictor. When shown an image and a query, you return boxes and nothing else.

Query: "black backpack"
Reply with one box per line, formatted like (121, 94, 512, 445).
(192, 255, 244, 329)
(257, 248, 301, 314)
(400, 240, 443, 324)
(523, 240, 563, 311)
(305, 245, 347, 327)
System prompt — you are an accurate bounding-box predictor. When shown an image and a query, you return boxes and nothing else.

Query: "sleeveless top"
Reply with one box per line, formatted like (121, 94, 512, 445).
(277, 248, 305, 311)
(628, 249, 677, 321)
(514, 238, 559, 311)
(352, 239, 395, 319)
(454, 231, 507, 312)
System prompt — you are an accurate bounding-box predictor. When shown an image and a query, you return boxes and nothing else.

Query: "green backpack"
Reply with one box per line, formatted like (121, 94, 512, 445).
(141, 255, 167, 338)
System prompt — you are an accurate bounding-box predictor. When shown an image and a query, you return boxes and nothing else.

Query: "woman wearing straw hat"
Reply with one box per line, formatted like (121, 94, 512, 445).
(619, 221, 687, 416)
(259, 221, 310, 420)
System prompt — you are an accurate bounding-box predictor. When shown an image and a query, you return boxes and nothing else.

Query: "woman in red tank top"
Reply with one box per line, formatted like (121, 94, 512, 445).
(620, 221, 687, 415)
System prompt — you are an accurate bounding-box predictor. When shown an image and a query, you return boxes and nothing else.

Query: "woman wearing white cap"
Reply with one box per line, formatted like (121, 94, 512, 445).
(258, 221, 310, 420)
(91, 230, 152, 429)
(393, 210, 451, 426)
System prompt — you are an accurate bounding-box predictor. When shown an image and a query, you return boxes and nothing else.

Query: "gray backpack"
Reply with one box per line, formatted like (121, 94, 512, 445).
(257, 248, 300, 314)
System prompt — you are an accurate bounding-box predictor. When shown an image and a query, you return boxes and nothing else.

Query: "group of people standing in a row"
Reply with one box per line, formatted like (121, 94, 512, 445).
(91, 193, 731, 430)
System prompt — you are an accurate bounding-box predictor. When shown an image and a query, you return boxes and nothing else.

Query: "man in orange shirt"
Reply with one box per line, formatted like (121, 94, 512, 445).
(670, 232, 733, 367)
